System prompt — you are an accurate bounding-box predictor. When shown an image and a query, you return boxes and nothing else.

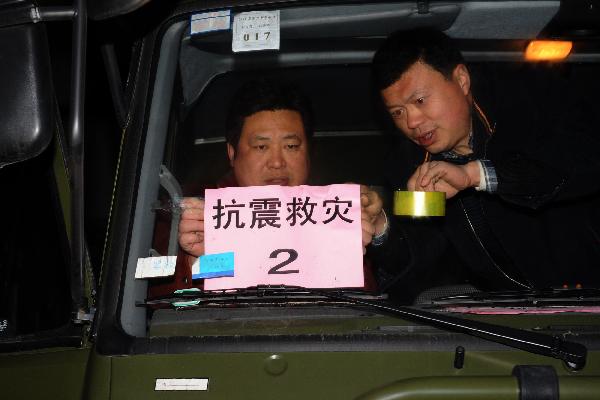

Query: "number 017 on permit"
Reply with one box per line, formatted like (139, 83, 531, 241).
(232, 10, 280, 52)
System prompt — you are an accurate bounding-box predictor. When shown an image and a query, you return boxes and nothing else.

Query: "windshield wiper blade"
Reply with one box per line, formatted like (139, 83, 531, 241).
(430, 288, 600, 306)
(138, 285, 384, 308)
(311, 289, 587, 370)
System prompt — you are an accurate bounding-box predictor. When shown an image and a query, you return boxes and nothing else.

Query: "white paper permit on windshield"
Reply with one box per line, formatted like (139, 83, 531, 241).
(190, 10, 231, 35)
(232, 10, 280, 52)
(135, 256, 176, 279)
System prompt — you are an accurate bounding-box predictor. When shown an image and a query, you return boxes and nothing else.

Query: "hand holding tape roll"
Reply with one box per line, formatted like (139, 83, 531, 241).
(407, 160, 480, 201)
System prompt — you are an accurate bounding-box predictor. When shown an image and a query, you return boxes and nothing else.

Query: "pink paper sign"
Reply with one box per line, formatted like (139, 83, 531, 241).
(203, 184, 363, 290)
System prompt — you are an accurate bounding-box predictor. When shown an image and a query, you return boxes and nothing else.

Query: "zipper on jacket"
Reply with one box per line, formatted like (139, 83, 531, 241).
(461, 200, 532, 290)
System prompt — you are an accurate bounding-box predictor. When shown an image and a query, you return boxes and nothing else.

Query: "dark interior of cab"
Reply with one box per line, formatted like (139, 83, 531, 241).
(132, 0, 600, 338)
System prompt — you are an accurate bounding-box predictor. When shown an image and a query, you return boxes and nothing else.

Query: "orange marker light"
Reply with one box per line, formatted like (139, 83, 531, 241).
(525, 40, 572, 61)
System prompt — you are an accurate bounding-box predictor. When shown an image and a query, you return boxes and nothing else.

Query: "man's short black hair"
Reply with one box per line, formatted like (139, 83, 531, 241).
(372, 29, 465, 91)
(225, 79, 314, 150)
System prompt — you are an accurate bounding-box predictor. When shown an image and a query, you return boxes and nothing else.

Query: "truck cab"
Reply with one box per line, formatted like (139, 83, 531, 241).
(1, 1, 600, 399)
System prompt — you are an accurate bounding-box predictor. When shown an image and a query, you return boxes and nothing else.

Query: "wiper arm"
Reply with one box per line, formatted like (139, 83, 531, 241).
(430, 288, 600, 306)
(139, 285, 384, 308)
(313, 288, 587, 370)
(140, 285, 587, 369)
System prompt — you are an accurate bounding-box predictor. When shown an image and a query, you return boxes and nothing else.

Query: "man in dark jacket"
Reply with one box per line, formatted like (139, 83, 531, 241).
(371, 29, 600, 293)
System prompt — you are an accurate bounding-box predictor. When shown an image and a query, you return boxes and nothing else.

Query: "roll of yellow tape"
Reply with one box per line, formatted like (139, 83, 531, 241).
(393, 191, 446, 217)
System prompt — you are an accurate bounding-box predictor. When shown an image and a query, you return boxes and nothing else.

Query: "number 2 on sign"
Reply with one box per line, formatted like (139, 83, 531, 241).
(243, 32, 271, 41)
(267, 249, 299, 274)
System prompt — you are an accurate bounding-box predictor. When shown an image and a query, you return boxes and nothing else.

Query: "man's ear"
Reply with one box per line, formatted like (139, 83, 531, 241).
(453, 64, 471, 96)
(226, 143, 235, 167)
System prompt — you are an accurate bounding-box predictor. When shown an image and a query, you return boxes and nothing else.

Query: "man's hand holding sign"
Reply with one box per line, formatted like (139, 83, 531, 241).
(178, 197, 206, 269)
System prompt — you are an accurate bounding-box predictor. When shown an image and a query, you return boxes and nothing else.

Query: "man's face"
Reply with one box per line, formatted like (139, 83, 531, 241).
(227, 109, 309, 186)
(381, 61, 472, 155)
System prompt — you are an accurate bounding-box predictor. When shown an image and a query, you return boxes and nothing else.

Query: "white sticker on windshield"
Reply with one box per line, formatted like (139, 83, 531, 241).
(232, 10, 280, 52)
(155, 378, 209, 391)
(190, 10, 231, 35)
(135, 256, 176, 279)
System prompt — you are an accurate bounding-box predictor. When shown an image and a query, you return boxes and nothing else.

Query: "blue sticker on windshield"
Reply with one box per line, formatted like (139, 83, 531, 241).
(192, 252, 234, 279)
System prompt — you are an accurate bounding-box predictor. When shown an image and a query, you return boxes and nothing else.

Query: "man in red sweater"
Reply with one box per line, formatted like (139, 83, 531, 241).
(178, 80, 387, 288)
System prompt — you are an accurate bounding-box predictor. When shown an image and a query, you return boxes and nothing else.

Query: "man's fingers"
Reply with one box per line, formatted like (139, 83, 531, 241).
(407, 174, 417, 191)
(408, 163, 426, 191)
(179, 231, 203, 243)
(181, 198, 205, 221)
(179, 234, 204, 257)
(361, 219, 375, 255)
(360, 190, 383, 224)
(361, 230, 371, 254)
(179, 219, 204, 234)
(408, 162, 453, 191)
(418, 162, 432, 182)
(407, 161, 470, 198)
(417, 161, 438, 187)
(360, 193, 369, 207)
(181, 209, 204, 222)
(181, 197, 205, 208)
(415, 162, 429, 190)
(178, 198, 206, 257)
(360, 185, 372, 207)
(416, 162, 466, 198)
(358, 186, 382, 224)
(420, 162, 471, 192)
(361, 217, 376, 236)
(180, 198, 205, 218)
(433, 181, 453, 198)
(417, 162, 455, 192)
